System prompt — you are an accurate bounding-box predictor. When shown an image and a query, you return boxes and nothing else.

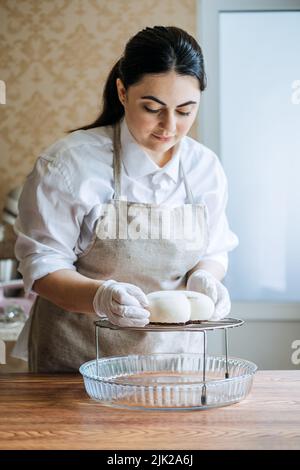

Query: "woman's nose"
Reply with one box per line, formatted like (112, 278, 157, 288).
(159, 112, 176, 134)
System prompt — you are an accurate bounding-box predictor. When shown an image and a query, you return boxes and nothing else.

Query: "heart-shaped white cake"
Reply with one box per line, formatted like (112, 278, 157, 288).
(147, 290, 215, 324)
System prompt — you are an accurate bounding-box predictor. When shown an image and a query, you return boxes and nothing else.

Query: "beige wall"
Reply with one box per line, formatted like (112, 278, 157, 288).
(0, 0, 197, 212)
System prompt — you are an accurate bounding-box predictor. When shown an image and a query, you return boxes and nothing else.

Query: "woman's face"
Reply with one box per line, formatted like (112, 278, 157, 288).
(116, 70, 200, 161)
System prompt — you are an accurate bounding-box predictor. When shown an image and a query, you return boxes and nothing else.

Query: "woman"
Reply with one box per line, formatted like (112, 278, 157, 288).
(14, 26, 238, 372)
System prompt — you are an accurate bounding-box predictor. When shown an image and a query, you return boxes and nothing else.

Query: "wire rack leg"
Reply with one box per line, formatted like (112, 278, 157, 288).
(95, 325, 99, 377)
(224, 328, 229, 379)
(201, 330, 207, 405)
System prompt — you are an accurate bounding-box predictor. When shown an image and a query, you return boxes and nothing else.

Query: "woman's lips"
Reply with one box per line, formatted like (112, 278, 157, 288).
(152, 134, 174, 142)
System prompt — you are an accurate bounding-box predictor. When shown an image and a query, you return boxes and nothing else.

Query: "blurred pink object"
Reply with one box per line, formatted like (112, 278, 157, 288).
(0, 279, 36, 319)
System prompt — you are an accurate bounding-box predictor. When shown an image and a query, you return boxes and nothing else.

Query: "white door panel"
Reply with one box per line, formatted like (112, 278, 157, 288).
(198, 0, 300, 368)
(219, 11, 300, 302)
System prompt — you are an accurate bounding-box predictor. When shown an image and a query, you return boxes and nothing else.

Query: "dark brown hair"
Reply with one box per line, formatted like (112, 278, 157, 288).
(72, 26, 206, 131)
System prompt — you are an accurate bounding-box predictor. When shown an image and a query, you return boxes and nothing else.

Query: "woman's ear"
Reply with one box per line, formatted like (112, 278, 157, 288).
(116, 78, 126, 106)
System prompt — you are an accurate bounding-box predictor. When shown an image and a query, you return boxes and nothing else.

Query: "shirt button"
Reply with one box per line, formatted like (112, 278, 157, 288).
(151, 176, 162, 189)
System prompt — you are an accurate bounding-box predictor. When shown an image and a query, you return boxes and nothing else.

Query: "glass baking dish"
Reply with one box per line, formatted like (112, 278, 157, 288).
(79, 353, 257, 410)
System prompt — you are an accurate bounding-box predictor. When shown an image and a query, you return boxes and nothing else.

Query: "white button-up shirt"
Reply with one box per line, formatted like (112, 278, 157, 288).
(14, 118, 238, 294)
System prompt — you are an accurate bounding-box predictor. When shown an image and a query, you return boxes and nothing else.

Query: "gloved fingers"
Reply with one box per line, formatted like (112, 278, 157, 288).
(112, 285, 142, 307)
(108, 310, 149, 327)
(211, 282, 231, 320)
(112, 283, 149, 308)
(112, 286, 140, 307)
(125, 284, 149, 308)
(188, 272, 218, 304)
(111, 301, 150, 319)
(118, 317, 150, 327)
(203, 281, 218, 304)
(122, 306, 150, 320)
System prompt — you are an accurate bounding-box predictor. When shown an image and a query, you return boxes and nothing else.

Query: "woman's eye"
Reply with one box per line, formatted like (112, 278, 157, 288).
(177, 111, 191, 116)
(144, 106, 160, 113)
(143, 106, 191, 116)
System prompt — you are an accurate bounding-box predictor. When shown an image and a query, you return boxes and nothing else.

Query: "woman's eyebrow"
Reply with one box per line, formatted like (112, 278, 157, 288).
(141, 95, 197, 107)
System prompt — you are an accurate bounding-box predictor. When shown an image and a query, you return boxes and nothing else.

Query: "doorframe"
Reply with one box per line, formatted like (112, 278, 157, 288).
(196, 0, 300, 322)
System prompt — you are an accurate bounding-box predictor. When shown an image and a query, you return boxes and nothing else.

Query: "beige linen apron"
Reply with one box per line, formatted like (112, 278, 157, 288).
(28, 123, 209, 372)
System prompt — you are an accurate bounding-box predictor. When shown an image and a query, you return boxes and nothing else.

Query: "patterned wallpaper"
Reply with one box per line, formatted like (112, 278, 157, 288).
(0, 0, 197, 212)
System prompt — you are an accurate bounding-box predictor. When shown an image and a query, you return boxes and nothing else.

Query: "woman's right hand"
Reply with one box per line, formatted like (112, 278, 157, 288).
(93, 280, 150, 327)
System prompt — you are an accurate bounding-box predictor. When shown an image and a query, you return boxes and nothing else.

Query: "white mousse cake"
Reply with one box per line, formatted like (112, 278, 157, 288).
(147, 290, 215, 324)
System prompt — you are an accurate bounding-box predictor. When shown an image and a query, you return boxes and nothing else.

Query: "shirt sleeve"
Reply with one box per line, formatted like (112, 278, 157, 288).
(14, 154, 86, 294)
(200, 153, 239, 273)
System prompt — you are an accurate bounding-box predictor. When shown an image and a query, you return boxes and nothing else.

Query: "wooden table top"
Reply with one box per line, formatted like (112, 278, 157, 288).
(0, 371, 299, 450)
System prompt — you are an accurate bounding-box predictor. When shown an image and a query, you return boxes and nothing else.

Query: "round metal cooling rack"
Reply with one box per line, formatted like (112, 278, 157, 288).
(93, 318, 245, 406)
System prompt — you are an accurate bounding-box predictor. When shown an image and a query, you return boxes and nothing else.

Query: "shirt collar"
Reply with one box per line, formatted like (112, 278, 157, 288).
(120, 117, 181, 183)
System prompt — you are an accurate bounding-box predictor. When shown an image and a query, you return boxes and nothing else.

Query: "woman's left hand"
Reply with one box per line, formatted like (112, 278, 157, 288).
(186, 269, 231, 320)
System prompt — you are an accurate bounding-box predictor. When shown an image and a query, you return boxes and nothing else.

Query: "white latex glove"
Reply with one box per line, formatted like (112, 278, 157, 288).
(186, 269, 231, 321)
(93, 279, 150, 327)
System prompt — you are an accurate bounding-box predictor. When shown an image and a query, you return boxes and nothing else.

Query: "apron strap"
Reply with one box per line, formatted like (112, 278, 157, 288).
(112, 122, 122, 199)
(180, 158, 195, 204)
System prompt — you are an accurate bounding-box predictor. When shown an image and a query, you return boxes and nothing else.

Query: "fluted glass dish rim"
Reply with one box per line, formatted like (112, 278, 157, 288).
(79, 353, 257, 410)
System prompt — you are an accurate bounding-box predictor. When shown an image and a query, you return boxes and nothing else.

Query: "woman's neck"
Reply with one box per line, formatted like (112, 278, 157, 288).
(147, 147, 173, 168)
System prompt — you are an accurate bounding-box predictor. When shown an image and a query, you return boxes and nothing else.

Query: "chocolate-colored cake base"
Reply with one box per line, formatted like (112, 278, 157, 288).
(150, 320, 205, 325)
